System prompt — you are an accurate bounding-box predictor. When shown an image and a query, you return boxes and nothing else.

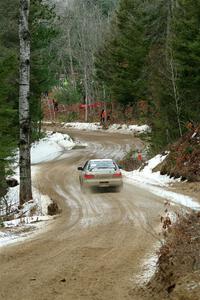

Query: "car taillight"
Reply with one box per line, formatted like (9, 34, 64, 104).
(113, 172, 122, 178)
(84, 174, 95, 179)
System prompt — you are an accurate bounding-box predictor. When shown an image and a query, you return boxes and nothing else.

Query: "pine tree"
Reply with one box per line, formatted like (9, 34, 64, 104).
(30, 0, 59, 136)
(96, 0, 148, 109)
(0, 0, 59, 199)
(147, 0, 200, 150)
(0, 0, 19, 193)
(96, 0, 199, 150)
(173, 0, 200, 124)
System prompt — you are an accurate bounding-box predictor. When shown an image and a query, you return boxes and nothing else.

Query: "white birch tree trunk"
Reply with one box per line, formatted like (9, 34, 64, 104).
(57, 0, 107, 119)
(67, 29, 76, 90)
(166, 0, 182, 137)
(19, 0, 32, 206)
(84, 67, 89, 122)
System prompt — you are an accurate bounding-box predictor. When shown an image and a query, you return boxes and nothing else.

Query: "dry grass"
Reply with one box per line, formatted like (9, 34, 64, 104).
(143, 211, 200, 299)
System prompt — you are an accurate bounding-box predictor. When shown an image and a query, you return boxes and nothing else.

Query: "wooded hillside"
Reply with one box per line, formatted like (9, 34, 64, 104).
(0, 0, 59, 192)
(0, 0, 199, 192)
(95, 0, 200, 151)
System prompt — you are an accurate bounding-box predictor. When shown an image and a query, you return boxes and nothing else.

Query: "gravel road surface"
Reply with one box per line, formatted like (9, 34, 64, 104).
(0, 130, 167, 300)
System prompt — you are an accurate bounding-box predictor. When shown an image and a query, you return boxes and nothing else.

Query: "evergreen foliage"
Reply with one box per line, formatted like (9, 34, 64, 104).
(173, 0, 200, 124)
(0, 0, 59, 192)
(96, 0, 149, 108)
(0, 0, 19, 191)
(30, 0, 59, 138)
(91, 0, 118, 15)
(96, 0, 200, 151)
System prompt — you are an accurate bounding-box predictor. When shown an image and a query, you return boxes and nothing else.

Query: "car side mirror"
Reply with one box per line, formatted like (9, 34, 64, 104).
(77, 167, 83, 171)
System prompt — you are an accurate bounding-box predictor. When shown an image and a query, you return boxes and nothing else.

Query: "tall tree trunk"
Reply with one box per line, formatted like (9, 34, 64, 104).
(19, 0, 32, 206)
(84, 67, 89, 122)
(166, 0, 182, 137)
(67, 29, 76, 90)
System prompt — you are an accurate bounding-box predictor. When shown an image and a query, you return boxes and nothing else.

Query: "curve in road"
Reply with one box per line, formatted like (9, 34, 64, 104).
(0, 130, 166, 300)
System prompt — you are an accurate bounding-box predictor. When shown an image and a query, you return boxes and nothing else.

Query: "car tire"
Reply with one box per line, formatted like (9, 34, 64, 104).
(115, 185, 123, 193)
(80, 183, 86, 194)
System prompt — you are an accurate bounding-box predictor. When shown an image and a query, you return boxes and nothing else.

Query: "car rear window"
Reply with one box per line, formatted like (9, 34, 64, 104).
(87, 160, 117, 171)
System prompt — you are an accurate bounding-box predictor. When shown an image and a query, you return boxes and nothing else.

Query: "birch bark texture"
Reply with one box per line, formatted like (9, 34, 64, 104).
(19, 0, 32, 205)
(166, 0, 182, 137)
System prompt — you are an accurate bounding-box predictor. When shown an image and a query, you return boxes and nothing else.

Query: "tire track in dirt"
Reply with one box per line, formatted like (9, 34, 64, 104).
(0, 130, 166, 300)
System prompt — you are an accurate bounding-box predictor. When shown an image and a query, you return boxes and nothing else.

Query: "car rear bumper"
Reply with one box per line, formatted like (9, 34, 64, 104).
(82, 178, 123, 188)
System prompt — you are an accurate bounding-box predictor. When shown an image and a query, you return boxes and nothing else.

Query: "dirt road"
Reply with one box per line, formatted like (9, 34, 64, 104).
(0, 130, 167, 300)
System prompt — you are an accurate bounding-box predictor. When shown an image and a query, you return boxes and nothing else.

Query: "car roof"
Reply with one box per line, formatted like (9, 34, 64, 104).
(89, 159, 113, 162)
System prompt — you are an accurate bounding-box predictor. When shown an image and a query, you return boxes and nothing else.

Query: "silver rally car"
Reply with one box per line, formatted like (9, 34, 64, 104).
(78, 159, 123, 192)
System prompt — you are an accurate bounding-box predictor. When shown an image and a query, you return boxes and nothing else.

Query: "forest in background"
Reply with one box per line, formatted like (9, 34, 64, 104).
(0, 0, 60, 194)
(0, 0, 199, 192)
(96, 0, 200, 151)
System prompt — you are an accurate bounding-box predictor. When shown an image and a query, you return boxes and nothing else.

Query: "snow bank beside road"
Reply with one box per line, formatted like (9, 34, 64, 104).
(123, 154, 200, 210)
(1, 132, 75, 216)
(108, 123, 150, 134)
(1, 182, 52, 220)
(64, 122, 101, 131)
(123, 153, 176, 187)
(62, 122, 150, 134)
(31, 131, 75, 164)
(0, 131, 77, 247)
(0, 215, 54, 247)
(0, 183, 55, 247)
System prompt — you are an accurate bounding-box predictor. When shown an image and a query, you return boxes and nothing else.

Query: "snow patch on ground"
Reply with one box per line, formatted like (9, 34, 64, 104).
(0, 131, 78, 247)
(0, 217, 54, 247)
(31, 131, 75, 164)
(133, 246, 159, 286)
(0, 183, 54, 247)
(4, 215, 53, 228)
(109, 123, 150, 134)
(123, 154, 200, 210)
(123, 153, 178, 187)
(63, 122, 101, 131)
(61, 122, 150, 134)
